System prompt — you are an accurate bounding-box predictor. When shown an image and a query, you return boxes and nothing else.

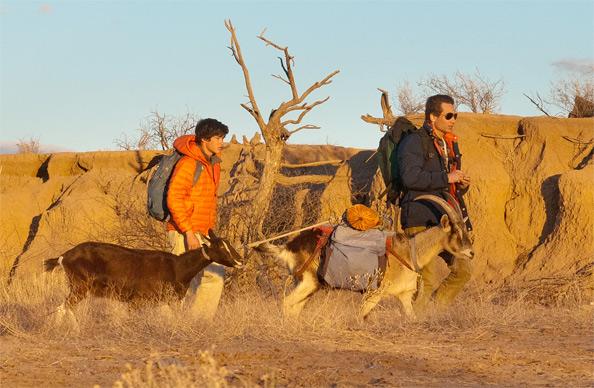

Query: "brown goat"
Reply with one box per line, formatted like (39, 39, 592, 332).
(44, 230, 242, 318)
(256, 195, 474, 319)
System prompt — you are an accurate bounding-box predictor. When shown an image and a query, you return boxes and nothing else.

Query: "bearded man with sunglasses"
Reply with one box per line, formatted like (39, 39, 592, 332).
(397, 94, 473, 312)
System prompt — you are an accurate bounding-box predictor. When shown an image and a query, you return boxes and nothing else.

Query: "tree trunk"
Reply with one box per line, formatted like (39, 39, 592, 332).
(250, 140, 284, 239)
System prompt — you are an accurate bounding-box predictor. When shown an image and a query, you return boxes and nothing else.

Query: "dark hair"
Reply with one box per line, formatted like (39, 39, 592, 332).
(425, 94, 455, 121)
(195, 118, 229, 143)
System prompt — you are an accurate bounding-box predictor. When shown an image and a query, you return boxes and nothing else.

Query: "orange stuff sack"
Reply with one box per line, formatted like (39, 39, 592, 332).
(345, 204, 380, 231)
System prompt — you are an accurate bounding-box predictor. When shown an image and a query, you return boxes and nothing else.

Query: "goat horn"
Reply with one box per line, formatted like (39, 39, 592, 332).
(442, 192, 464, 219)
(414, 194, 463, 227)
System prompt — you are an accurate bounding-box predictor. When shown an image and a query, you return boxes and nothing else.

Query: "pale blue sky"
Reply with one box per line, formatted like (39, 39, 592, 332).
(1, 0, 593, 152)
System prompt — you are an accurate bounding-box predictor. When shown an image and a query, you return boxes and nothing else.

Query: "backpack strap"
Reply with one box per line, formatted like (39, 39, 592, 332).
(416, 128, 434, 161)
(296, 226, 334, 279)
(385, 236, 417, 273)
(192, 161, 203, 186)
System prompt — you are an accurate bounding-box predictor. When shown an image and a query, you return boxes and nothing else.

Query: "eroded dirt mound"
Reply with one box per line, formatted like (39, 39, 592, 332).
(1, 114, 592, 297)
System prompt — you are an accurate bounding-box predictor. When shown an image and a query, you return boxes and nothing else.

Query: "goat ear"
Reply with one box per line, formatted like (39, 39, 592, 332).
(440, 215, 451, 232)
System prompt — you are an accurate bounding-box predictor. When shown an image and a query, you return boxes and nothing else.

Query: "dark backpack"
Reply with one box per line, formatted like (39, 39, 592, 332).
(147, 150, 203, 221)
(376, 118, 431, 204)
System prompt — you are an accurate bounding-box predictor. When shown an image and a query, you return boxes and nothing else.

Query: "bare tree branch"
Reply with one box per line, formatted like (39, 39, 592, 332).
(379, 88, 392, 116)
(274, 174, 333, 186)
(258, 32, 298, 101)
(255, 27, 338, 137)
(240, 103, 257, 117)
(153, 111, 168, 150)
(271, 74, 291, 85)
(480, 133, 526, 139)
(277, 56, 290, 79)
(114, 133, 134, 151)
(361, 88, 396, 132)
(138, 131, 150, 150)
(292, 70, 339, 106)
(285, 102, 309, 113)
(257, 33, 288, 52)
(561, 135, 594, 144)
(523, 93, 551, 116)
(281, 97, 330, 126)
(225, 19, 267, 132)
(281, 160, 343, 168)
(288, 124, 320, 135)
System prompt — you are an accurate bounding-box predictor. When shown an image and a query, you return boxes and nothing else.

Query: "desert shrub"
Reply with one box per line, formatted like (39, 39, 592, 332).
(550, 76, 594, 117)
(116, 111, 199, 151)
(418, 69, 505, 113)
(525, 64, 593, 117)
(16, 137, 41, 154)
(92, 175, 170, 251)
(396, 81, 424, 115)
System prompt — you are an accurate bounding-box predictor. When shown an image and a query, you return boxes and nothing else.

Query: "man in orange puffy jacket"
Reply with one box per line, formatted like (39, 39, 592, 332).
(167, 118, 228, 319)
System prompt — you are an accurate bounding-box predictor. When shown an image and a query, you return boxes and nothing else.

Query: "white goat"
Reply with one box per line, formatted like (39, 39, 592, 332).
(256, 195, 474, 319)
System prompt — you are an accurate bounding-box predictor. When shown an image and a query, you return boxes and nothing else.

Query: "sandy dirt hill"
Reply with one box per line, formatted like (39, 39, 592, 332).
(0, 114, 592, 298)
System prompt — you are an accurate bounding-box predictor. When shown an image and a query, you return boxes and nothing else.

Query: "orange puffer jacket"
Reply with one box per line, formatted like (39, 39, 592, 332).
(166, 135, 221, 235)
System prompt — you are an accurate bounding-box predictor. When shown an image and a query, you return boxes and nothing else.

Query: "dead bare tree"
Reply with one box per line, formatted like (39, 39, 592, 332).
(420, 69, 505, 113)
(361, 88, 397, 132)
(396, 81, 424, 115)
(224, 20, 339, 239)
(115, 111, 199, 150)
(16, 137, 41, 154)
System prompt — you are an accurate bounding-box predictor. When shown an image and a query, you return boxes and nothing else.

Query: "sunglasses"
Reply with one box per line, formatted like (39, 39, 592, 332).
(444, 112, 458, 120)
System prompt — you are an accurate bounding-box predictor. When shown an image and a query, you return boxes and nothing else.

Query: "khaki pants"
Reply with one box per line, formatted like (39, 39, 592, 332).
(405, 226, 473, 310)
(168, 230, 225, 320)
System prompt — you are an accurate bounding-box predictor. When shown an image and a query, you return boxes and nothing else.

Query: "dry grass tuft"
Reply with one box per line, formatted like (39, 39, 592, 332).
(113, 351, 233, 388)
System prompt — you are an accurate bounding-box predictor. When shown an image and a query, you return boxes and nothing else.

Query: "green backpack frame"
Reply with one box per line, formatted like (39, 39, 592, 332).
(376, 118, 431, 204)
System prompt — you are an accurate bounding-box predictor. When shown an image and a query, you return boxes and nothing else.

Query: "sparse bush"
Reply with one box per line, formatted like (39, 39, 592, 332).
(396, 81, 424, 115)
(420, 69, 505, 113)
(116, 111, 199, 151)
(96, 177, 170, 250)
(16, 137, 41, 154)
(550, 76, 594, 117)
(525, 61, 594, 117)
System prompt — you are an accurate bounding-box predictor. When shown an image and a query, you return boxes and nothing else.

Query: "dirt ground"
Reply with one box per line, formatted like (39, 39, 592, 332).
(1, 288, 592, 387)
(1, 115, 593, 387)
